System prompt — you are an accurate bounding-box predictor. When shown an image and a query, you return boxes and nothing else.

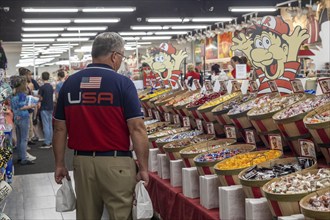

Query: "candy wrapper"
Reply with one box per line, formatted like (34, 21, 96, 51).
(157, 154, 170, 179)
(245, 198, 272, 220)
(199, 175, 220, 209)
(170, 160, 184, 187)
(182, 167, 200, 199)
(219, 185, 245, 220)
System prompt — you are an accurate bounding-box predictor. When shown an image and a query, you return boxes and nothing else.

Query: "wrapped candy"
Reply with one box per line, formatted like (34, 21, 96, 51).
(187, 92, 221, 108)
(276, 94, 330, 119)
(148, 127, 190, 139)
(174, 93, 204, 106)
(305, 110, 330, 123)
(155, 130, 204, 143)
(183, 143, 232, 154)
(147, 124, 172, 135)
(144, 119, 159, 125)
(307, 192, 330, 211)
(266, 169, 330, 194)
(198, 92, 241, 110)
(228, 94, 275, 115)
(166, 136, 213, 148)
(141, 89, 171, 100)
(195, 148, 242, 162)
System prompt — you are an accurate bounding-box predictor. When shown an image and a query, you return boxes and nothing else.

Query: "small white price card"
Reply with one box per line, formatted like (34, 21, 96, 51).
(268, 134, 283, 151)
(148, 109, 153, 118)
(235, 64, 247, 79)
(182, 117, 190, 127)
(154, 110, 161, 122)
(249, 80, 258, 93)
(196, 119, 203, 131)
(225, 125, 237, 139)
(290, 79, 304, 93)
(268, 80, 279, 93)
(299, 139, 316, 158)
(245, 129, 256, 144)
(173, 114, 180, 124)
(164, 113, 171, 122)
(318, 78, 330, 94)
(206, 122, 215, 135)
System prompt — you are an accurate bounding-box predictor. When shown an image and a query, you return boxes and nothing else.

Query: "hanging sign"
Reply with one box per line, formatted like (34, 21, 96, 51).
(153, 110, 161, 122)
(249, 80, 259, 93)
(164, 113, 171, 122)
(245, 129, 256, 145)
(182, 117, 190, 127)
(318, 78, 330, 94)
(290, 79, 304, 93)
(299, 139, 316, 158)
(268, 134, 283, 151)
(196, 119, 203, 131)
(206, 122, 215, 135)
(231, 81, 241, 93)
(173, 114, 180, 124)
(225, 125, 237, 139)
(268, 80, 279, 93)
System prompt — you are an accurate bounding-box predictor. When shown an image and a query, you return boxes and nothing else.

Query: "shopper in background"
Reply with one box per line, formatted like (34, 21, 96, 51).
(38, 72, 54, 148)
(230, 56, 243, 79)
(185, 63, 200, 87)
(10, 76, 36, 165)
(53, 32, 149, 220)
(55, 70, 65, 101)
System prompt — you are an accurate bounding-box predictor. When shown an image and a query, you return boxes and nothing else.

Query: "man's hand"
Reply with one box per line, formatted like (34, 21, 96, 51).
(54, 166, 70, 184)
(136, 170, 149, 187)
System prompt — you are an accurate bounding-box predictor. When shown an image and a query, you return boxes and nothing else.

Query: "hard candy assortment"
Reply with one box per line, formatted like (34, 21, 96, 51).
(166, 136, 213, 148)
(182, 143, 232, 154)
(248, 94, 304, 115)
(242, 158, 315, 180)
(155, 130, 203, 143)
(198, 92, 240, 110)
(187, 92, 221, 108)
(195, 148, 242, 163)
(305, 110, 330, 123)
(228, 93, 275, 115)
(174, 93, 204, 107)
(216, 150, 282, 170)
(144, 119, 159, 125)
(213, 93, 257, 112)
(147, 124, 172, 135)
(148, 127, 189, 138)
(266, 169, 330, 194)
(307, 191, 330, 211)
(276, 94, 330, 119)
(166, 91, 196, 106)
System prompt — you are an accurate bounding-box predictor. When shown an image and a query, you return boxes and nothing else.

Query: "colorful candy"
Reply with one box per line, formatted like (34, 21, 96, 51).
(148, 127, 189, 138)
(195, 148, 241, 162)
(198, 92, 241, 110)
(213, 93, 257, 112)
(306, 110, 330, 123)
(307, 191, 330, 211)
(155, 130, 203, 143)
(166, 136, 213, 148)
(141, 89, 171, 100)
(187, 92, 221, 108)
(144, 119, 159, 125)
(174, 93, 204, 106)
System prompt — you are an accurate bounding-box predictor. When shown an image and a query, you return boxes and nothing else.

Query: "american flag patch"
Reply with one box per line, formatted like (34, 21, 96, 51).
(80, 77, 102, 89)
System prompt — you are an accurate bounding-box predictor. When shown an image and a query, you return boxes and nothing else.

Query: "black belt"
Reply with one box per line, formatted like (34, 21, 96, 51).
(74, 150, 132, 157)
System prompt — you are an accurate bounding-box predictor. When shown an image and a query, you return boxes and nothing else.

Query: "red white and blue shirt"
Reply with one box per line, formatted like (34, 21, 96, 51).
(54, 63, 143, 151)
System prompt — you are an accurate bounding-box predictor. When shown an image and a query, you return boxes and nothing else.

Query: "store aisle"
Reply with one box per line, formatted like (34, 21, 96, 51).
(3, 172, 109, 220)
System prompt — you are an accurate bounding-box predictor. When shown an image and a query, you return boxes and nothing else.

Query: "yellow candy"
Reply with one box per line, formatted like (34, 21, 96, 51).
(141, 89, 171, 101)
(216, 150, 282, 170)
(198, 92, 240, 110)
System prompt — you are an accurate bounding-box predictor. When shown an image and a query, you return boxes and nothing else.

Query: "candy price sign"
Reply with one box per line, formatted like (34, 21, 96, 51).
(290, 79, 304, 93)
(231, 81, 241, 93)
(193, 79, 201, 90)
(204, 80, 213, 92)
(164, 113, 171, 122)
(318, 78, 330, 94)
(154, 110, 161, 121)
(268, 80, 279, 93)
(219, 81, 227, 93)
(224, 125, 236, 139)
(299, 139, 316, 159)
(245, 129, 256, 144)
(196, 119, 203, 131)
(249, 80, 259, 93)
(183, 117, 190, 127)
(269, 134, 283, 151)
(148, 109, 153, 118)
(173, 114, 180, 124)
(206, 122, 215, 135)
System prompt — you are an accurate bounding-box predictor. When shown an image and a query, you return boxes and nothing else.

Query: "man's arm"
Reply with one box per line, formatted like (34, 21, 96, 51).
(53, 119, 69, 184)
(127, 118, 149, 186)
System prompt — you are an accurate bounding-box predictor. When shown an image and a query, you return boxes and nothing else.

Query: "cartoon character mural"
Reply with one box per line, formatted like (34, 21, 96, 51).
(142, 43, 188, 87)
(231, 15, 310, 93)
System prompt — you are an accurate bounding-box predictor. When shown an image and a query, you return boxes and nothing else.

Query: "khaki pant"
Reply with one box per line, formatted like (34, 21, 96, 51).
(73, 155, 136, 220)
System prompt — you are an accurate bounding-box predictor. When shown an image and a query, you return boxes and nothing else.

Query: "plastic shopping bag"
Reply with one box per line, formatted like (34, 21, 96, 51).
(132, 181, 153, 220)
(55, 178, 76, 212)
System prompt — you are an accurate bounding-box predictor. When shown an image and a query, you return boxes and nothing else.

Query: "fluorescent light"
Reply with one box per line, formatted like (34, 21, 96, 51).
(22, 44, 49, 47)
(57, 38, 90, 42)
(146, 18, 190, 22)
(61, 32, 97, 37)
(40, 55, 61, 58)
(52, 43, 79, 46)
(74, 18, 120, 23)
(22, 33, 59, 38)
(22, 38, 55, 42)
(171, 25, 208, 29)
(23, 19, 71, 24)
(192, 17, 234, 22)
(122, 37, 141, 41)
(126, 42, 152, 45)
(155, 31, 188, 35)
(74, 46, 92, 52)
(67, 26, 108, 31)
(131, 26, 163, 30)
(44, 63, 55, 66)
(82, 7, 136, 12)
(23, 8, 79, 13)
(141, 36, 172, 40)
(119, 32, 147, 36)
(228, 7, 277, 12)
(22, 27, 65, 32)
(41, 51, 64, 54)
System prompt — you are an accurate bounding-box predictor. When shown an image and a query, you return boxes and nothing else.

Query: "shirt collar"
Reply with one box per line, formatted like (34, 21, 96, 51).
(87, 63, 114, 70)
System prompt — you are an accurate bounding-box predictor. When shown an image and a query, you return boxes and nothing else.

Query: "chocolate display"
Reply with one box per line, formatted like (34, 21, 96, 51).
(242, 158, 315, 180)
(155, 130, 203, 143)
(266, 169, 330, 194)
(195, 148, 242, 162)
(307, 191, 330, 211)
(275, 95, 330, 119)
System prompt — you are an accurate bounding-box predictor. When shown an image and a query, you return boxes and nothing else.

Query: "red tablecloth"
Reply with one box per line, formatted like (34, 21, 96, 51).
(146, 172, 219, 220)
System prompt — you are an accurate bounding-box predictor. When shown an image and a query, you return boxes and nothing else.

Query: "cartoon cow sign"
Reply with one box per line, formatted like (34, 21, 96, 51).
(231, 15, 309, 93)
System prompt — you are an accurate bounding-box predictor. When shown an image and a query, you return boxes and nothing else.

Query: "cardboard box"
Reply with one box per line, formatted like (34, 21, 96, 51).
(148, 148, 159, 172)
(219, 185, 245, 220)
(199, 175, 220, 209)
(182, 167, 200, 199)
(157, 154, 170, 179)
(245, 198, 272, 220)
(170, 160, 184, 187)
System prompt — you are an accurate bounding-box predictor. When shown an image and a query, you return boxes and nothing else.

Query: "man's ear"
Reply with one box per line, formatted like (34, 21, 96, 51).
(282, 43, 289, 56)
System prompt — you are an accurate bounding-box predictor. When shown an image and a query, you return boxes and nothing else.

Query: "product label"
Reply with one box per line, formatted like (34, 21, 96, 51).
(225, 125, 237, 139)
(196, 119, 203, 131)
(249, 80, 259, 93)
(268, 80, 279, 93)
(269, 134, 283, 151)
(318, 78, 330, 94)
(204, 80, 213, 92)
(164, 113, 171, 122)
(299, 139, 316, 158)
(173, 114, 180, 124)
(231, 81, 241, 93)
(182, 116, 190, 127)
(154, 110, 161, 122)
(290, 79, 304, 93)
(193, 79, 201, 90)
(147, 109, 153, 118)
(245, 129, 256, 144)
(206, 122, 215, 135)
(219, 81, 228, 93)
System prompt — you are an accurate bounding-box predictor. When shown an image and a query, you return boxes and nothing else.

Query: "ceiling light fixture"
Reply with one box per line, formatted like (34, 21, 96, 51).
(141, 36, 172, 40)
(22, 19, 71, 24)
(74, 18, 120, 23)
(22, 38, 55, 42)
(125, 42, 152, 45)
(23, 8, 79, 13)
(22, 33, 59, 38)
(192, 17, 234, 22)
(67, 26, 108, 31)
(131, 25, 163, 30)
(52, 43, 79, 46)
(22, 44, 49, 47)
(122, 37, 141, 41)
(82, 7, 136, 12)
(119, 32, 147, 36)
(22, 27, 65, 32)
(57, 38, 90, 42)
(39, 55, 61, 58)
(154, 31, 188, 35)
(228, 6, 277, 12)
(146, 18, 190, 22)
(61, 32, 97, 37)
(170, 25, 208, 29)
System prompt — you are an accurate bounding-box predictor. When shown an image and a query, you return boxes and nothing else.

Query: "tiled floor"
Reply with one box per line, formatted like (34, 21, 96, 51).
(2, 172, 109, 220)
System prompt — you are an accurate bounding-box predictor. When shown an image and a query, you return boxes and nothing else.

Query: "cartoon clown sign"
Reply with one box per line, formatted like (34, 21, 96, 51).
(142, 43, 188, 87)
(231, 16, 309, 93)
